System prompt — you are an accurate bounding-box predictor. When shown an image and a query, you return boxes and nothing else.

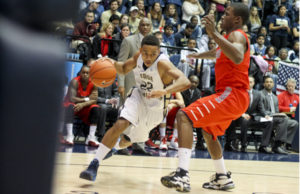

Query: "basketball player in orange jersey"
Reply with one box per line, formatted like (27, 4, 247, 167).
(79, 35, 191, 181)
(161, 3, 250, 192)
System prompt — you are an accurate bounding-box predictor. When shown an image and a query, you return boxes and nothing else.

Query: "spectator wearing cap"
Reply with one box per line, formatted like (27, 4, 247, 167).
(101, 0, 122, 25)
(128, 6, 141, 34)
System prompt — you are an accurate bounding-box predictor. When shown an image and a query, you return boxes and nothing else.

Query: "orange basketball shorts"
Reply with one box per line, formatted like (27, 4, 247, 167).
(181, 87, 249, 140)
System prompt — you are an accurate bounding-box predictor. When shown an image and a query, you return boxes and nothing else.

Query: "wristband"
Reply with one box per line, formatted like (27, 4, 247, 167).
(84, 97, 90, 102)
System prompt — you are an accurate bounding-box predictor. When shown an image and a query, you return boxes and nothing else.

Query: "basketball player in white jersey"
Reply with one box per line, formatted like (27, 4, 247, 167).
(80, 35, 191, 181)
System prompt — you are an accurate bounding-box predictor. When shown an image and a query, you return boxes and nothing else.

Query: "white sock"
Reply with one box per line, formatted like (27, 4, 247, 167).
(172, 129, 178, 142)
(94, 143, 111, 162)
(159, 127, 166, 140)
(89, 125, 97, 137)
(114, 137, 121, 150)
(178, 148, 192, 171)
(66, 123, 73, 137)
(213, 157, 227, 174)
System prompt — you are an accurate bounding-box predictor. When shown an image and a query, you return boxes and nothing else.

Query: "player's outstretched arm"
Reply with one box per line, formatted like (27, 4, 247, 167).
(113, 52, 139, 75)
(187, 48, 217, 59)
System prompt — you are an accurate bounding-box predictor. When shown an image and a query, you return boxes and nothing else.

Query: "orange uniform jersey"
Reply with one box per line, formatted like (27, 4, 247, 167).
(182, 29, 250, 140)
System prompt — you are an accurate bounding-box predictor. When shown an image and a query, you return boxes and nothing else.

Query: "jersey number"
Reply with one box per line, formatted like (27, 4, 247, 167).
(140, 81, 153, 92)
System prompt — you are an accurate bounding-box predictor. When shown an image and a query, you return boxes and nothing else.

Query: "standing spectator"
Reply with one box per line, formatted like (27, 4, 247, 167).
(182, 0, 205, 24)
(72, 11, 97, 64)
(93, 22, 114, 57)
(249, 6, 262, 33)
(164, 3, 181, 33)
(261, 76, 298, 154)
(108, 24, 131, 60)
(101, 0, 122, 25)
(63, 66, 100, 147)
(147, 2, 165, 31)
(250, 34, 267, 56)
(269, 5, 291, 50)
(174, 22, 195, 47)
(292, 16, 299, 40)
(278, 78, 299, 119)
(128, 6, 141, 34)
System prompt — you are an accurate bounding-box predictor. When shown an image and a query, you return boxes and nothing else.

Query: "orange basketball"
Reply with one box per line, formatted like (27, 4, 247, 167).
(89, 58, 117, 88)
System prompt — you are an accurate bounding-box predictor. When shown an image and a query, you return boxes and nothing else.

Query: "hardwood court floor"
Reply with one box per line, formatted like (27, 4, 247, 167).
(53, 152, 299, 194)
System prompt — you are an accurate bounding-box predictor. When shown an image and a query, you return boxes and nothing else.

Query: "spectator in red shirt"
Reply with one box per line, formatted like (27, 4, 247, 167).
(278, 78, 299, 118)
(93, 22, 114, 58)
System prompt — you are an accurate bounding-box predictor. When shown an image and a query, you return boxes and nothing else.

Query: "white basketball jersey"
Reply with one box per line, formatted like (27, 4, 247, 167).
(133, 53, 169, 110)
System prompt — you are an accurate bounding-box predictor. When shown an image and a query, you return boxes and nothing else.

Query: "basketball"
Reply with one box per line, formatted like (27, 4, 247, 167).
(89, 58, 117, 88)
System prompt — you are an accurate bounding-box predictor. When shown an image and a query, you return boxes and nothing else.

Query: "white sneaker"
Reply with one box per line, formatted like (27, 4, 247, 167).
(159, 137, 168, 150)
(64, 135, 74, 145)
(203, 172, 235, 190)
(169, 140, 178, 150)
(85, 135, 100, 147)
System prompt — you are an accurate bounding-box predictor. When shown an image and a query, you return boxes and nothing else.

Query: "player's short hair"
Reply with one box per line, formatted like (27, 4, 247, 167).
(230, 3, 249, 25)
(141, 35, 160, 47)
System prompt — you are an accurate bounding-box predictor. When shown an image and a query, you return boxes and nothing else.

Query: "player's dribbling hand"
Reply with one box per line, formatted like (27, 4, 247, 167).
(147, 90, 167, 98)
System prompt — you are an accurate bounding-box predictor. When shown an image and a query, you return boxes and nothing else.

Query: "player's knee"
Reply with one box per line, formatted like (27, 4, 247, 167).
(111, 118, 130, 134)
(202, 130, 213, 142)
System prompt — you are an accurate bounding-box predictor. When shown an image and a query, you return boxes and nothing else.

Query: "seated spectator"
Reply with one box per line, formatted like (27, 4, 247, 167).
(109, 14, 121, 35)
(128, 6, 141, 34)
(136, 0, 147, 19)
(119, 14, 129, 26)
(174, 22, 196, 47)
(164, 3, 181, 33)
(117, 0, 127, 14)
(261, 76, 298, 154)
(180, 16, 202, 49)
(225, 76, 273, 153)
(251, 26, 271, 46)
(97, 80, 119, 141)
(101, 0, 122, 25)
(288, 41, 299, 63)
(263, 45, 277, 74)
(71, 11, 97, 64)
(147, 2, 165, 31)
(62, 65, 100, 146)
(181, 75, 205, 150)
(76, 0, 102, 26)
(154, 31, 169, 57)
(269, 5, 291, 50)
(250, 34, 267, 56)
(249, 6, 262, 33)
(182, 0, 205, 24)
(158, 92, 185, 150)
(93, 22, 114, 57)
(108, 23, 131, 60)
(278, 78, 299, 119)
(177, 38, 201, 77)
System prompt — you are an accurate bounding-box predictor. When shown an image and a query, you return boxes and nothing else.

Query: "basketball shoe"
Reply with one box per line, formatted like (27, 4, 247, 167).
(159, 137, 168, 150)
(145, 139, 159, 149)
(79, 159, 99, 181)
(169, 138, 178, 150)
(64, 135, 74, 145)
(202, 172, 235, 190)
(161, 168, 191, 192)
(85, 135, 100, 147)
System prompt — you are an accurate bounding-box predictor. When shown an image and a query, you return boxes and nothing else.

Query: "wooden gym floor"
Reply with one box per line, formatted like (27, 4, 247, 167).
(53, 144, 299, 194)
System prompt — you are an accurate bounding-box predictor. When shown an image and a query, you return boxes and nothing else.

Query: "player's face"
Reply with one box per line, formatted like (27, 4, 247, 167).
(221, 7, 237, 31)
(140, 45, 160, 67)
(287, 82, 296, 95)
(80, 67, 90, 81)
(249, 77, 255, 89)
(264, 78, 274, 91)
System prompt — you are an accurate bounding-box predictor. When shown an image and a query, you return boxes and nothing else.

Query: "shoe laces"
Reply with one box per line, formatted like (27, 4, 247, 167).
(210, 171, 231, 182)
(161, 137, 167, 144)
(88, 159, 99, 170)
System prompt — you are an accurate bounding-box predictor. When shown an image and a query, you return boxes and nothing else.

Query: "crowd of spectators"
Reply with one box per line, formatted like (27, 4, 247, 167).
(57, 0, 299, 154)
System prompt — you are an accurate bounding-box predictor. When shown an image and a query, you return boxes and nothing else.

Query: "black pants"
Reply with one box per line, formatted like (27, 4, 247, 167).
(271, 35, 288, 52)
(97, 103, 118, 137)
